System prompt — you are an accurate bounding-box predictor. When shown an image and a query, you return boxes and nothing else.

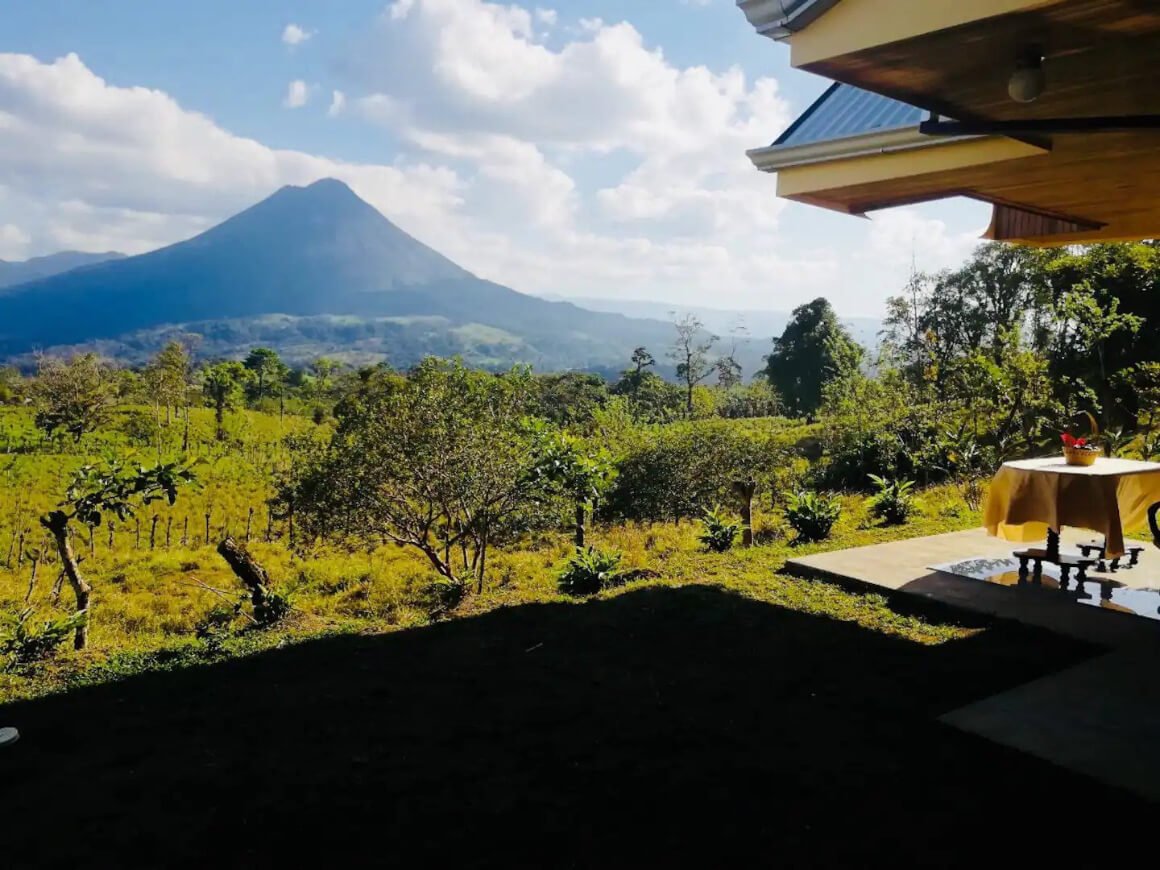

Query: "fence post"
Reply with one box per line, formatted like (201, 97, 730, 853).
(166, 516, 173, 549)
(88, 524, 95, 558)
(17, 531, 25, 566)
(135, 517, 142, 549)
(108, 521, 115, 548)
(204, 512, 211, 547)
(150, 515, 159, 550)
(182, 516, 189, 547)
(245, 507, 254, 543)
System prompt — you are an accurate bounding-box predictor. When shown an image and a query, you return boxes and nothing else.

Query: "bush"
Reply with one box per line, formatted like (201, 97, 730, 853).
(867, 475, 915, 525)
(602, 419, 792, 522)
(1, 608, 86, 668)
(254, 587, 293, 628)
(558, 547, 624, 596)
(699, 508, 739, 553)
(785, 490, 842, 542)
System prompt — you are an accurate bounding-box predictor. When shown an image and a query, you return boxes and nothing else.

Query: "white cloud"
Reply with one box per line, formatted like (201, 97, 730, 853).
(327, 89, 347, 117)
(0, 223, 31, 259)
(281, 24, 314, 47)
(534, 8, 557, 26)
(283, 79, 311, 108)
(344, 0, 805, 307)
(0, 53, 464, 256)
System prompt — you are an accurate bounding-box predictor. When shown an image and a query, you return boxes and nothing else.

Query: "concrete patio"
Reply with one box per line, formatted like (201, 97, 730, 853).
(786, 528, 1160, 801)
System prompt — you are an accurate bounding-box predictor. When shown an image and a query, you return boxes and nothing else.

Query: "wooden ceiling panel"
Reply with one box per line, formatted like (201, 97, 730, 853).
(803, 0, 1160, 123)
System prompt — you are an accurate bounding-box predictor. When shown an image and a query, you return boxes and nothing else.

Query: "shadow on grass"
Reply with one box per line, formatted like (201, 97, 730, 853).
(0, 584, 1149, 867)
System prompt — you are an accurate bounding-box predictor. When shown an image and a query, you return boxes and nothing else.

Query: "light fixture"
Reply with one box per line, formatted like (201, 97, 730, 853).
(1008, 53, 1046, 103)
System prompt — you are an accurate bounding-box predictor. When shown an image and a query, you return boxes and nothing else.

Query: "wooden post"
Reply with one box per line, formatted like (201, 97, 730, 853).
(108, 521, 114, 548)
(150, 515, 159, 550)
(732, 479, 757, 548)
(24, 553, 40, 604)
(182, 516, 190, 546)
(135, 517, 141, 549)
(245, 507, 254, 543)
(17, 531, 25, 566)
(166, 516, 173, 549)
(204, 512, 211, 546)
(88, 523, 95, 558)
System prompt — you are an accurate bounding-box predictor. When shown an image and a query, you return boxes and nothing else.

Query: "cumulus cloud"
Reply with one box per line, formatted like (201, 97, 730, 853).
(343, 0, 811, 305)
(0, 52, 464, 256)
(281, 24, 313, 47)
(327, 89, 347, 117)
(283, 79, 311, 108)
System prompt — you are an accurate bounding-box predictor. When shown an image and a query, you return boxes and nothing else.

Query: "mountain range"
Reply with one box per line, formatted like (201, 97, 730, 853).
(0, 179, 873, 377)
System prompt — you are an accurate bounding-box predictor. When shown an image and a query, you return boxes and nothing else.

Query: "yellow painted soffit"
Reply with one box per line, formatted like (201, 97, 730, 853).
(775, 136, 1048, 200)
(789, 0, 1066, 68)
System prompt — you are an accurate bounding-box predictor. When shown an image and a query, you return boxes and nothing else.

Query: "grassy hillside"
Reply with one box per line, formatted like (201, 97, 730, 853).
(0, 404, 985, 703)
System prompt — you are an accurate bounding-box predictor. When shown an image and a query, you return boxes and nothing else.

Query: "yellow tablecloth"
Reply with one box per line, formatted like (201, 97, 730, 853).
(983, 457, 1160, 557)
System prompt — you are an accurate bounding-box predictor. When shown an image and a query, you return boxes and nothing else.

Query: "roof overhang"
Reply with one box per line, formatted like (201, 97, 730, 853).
(739, 0, 1160, 245)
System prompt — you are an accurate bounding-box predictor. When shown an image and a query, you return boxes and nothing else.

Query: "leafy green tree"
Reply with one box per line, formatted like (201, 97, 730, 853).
(31, 354, 117, 442)
(765, 298, 862, 418)
(1048, 285, 1143, 425)
(40, 459, 196, 649)
(534, 372, 609, 428)
(284, 358, 546, 602)
(631, 347, 655, 375)
(669, 314, 718, 416)
(529, 426, 617, 547)
(201, 361, 252, 441)
(243, 347, 289, 402)
(146, 341, 192, 424)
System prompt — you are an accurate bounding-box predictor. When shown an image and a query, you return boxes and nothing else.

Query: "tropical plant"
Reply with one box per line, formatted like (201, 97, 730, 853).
(557, 546, 624, 596)
(699, 508, 740, 553)
(867, 475, 916, 525)
(0, 608, 86, 668)
(785, 490, 842, 542)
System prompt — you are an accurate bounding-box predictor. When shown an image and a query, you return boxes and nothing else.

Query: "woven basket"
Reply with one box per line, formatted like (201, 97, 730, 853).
(1063, 445, 1101, 466)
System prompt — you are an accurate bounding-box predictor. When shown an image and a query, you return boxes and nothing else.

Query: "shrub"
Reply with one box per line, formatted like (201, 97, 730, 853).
(785, 490, 842, 542)
(1, 608, 86, 668)
(699, 508, 739, 553)
(254, 587, 293, 628)
(558, 546, 624, 596)
(867, 475, 916, 525)
(195, 604, 239, 651)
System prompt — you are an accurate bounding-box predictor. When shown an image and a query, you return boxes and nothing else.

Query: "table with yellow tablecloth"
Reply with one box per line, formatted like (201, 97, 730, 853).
(984, 457, 1160, 558)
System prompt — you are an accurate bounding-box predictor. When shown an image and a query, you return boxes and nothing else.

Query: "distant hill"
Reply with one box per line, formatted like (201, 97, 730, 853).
(0, 251, 125, 290)
(550, 296, 883, 349)
(0, 179, 697, 374)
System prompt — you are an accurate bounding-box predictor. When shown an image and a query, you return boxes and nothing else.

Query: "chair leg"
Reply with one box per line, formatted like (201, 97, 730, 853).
(1018, 556, 1030, 583)
(1059, 564, 1072, 591)
(1032, 559, 1043, 585)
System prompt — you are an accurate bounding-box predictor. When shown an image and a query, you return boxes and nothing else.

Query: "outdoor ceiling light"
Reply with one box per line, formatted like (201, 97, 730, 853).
(1008, 54, 1046, 103)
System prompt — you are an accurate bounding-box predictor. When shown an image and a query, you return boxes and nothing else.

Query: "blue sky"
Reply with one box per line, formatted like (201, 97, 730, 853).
(0, 0, 989, 316)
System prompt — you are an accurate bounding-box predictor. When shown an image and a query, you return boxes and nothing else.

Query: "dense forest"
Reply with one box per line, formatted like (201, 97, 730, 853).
(1, 240, 1159, 700)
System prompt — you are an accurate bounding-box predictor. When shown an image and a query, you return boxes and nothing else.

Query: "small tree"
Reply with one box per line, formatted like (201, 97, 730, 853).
(284, 359, 546, 602)
(147, 341, 193, 425)
(530, 427, 617, 547)
(31, 354, 116, 442)
(201, 361, 251, 441)
(669, 314, 718, 416)
(40, 459, 196, 649)
(244, 347, 289, 402)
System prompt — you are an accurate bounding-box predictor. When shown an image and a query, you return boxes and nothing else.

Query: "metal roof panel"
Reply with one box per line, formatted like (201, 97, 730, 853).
(774, 83, 926, 148)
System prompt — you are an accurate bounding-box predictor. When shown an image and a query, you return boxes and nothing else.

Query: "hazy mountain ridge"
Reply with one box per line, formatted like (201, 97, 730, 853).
(0, 250, 126, 290)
